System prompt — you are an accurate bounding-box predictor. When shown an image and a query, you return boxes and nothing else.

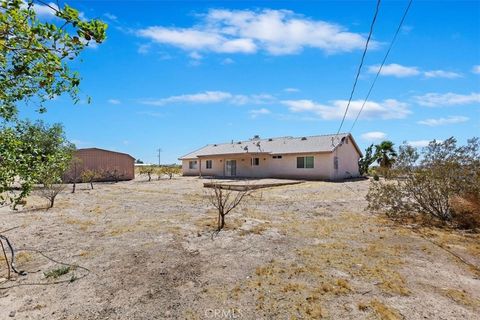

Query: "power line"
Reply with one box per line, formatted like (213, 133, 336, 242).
(350, 0, 413, 132)
(336, 0, 382, 135)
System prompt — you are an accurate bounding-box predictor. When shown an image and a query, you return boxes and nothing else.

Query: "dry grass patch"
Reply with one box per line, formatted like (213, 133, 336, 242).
(62, 217, 95, 231)
(443, 288, 480, 308)
(15, 251, 33, 264)
(239, 259, 354, 318)
(368, 299, 403, 320)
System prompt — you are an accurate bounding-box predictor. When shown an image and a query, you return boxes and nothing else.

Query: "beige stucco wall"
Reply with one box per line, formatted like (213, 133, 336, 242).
(331, 139, 361, 179)
(181, 136, 361, 180)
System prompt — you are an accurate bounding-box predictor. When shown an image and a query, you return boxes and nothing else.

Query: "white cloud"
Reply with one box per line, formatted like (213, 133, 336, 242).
(368, 63, 420, 77)
(417, 115, 469, 126)
(138, 44, 151, 55)
(139, 91, 275, 106)
(368, 63, 461, 79)
(136, 111, 164, 118)
(284, 88, 300, 93)
(104, 13, 117, 21)
(108, 99, 121, 105)
(221, 58, 235, 64)
(281, 98, 410, 120)
(414, 92, 480, 107)
(137, 27, 256, 54)
(472, 65, 480, 74)
(249, 108, 271, 118)
(137, 9, 373, 56)
(423, 70, 462, 79)
(29, 2, 59, 18)
(189, 51, 203, 60)
(361, 131, 387, 141)
(407, 140, 442, 148)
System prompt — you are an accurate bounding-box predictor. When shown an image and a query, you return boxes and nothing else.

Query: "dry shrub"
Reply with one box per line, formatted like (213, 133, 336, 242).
(207, 183, 254, 231)
(450, 194, 480, 230)
(367, 137, 480, 230)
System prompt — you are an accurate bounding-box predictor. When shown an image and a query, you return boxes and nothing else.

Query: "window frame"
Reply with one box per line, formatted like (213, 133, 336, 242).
(189, 160, 198, 169)
(296, 156, 314, 169)
(206, 160, 212, 169)
(251, 157, 260, 166)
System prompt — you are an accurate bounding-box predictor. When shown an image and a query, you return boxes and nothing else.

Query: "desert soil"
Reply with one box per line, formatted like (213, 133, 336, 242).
(1, 177, 479, 319)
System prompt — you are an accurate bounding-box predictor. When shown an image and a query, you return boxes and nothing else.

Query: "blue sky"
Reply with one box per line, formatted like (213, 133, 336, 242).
(20, 1, 480, 164)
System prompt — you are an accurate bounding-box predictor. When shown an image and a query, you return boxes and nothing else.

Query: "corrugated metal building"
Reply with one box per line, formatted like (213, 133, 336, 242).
(68, 148, 135, 182)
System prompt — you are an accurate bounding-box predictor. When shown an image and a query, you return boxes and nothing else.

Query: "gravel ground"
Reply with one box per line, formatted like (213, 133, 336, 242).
(0, 176, 479, 319)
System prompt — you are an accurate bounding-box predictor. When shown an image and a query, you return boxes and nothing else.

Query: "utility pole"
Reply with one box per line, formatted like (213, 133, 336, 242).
(157, 148, 162, 167)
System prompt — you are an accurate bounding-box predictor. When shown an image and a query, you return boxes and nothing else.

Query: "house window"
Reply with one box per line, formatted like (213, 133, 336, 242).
(189, 160, 197, 169)
(297, 156, 314, 169)
(251, 158, 260, 166)
(206, 160, 212, 169)
(272, 155, 283, 159)
(334, 156, 338, 170)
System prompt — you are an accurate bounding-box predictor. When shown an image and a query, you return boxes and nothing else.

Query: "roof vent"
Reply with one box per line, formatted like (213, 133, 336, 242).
(252, 135, 260, 140)
(268, 138, 273, 141)
(213, 144, 217, 147)
(237, 141, 242, 144)
(301, 137, 307, 141)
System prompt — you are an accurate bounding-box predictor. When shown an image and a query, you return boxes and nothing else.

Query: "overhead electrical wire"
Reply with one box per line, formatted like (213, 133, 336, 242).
(349, 0, 414, 132)
(336, 0, 382, 136)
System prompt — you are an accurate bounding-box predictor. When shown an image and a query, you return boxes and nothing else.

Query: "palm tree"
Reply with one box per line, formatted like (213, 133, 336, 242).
(375, 140, 397, 169)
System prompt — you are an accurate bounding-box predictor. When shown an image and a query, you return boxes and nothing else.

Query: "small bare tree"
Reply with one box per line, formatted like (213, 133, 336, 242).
(66, 157, 83, 193)
(81, 170, 98, 190)
(38, 183, 66, 209)
(160, 166, 181, 180)
(104, 169, 123, 183)
(139, 166, 155, 182)
(208, 184, 254, 231)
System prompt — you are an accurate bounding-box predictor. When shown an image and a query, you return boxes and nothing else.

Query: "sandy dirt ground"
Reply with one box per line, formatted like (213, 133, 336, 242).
(0, 177, 479, 319)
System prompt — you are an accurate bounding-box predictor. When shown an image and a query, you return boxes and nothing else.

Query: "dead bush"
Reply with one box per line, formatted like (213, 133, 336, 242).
(37, 183, 65, 209)
(207, 184, 254, 231)
(450, 194, 480, 230)
(81, 170, 98, 189)
(139, 166, 155, 182)
(367, 137, 480, 230)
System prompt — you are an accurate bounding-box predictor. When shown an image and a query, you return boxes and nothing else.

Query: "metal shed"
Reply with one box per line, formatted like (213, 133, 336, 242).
(69, 148, 135, 182)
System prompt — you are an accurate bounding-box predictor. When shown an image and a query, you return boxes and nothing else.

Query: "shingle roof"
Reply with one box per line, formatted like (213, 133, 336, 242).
(179, 133, 361, 159)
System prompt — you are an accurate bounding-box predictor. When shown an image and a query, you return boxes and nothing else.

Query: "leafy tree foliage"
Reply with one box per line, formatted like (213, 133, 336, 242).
(375, 140, 397, 169)
(0, 120, 75, 207)
(159, 166, 181, 179)
(394, 142, 419, 173)
(81, 169, 98, 190)
(0, 1, 106, 207)
(358, 144, 376, 176)
(139, 166, 155, 182)
(0, 0, 107, 121)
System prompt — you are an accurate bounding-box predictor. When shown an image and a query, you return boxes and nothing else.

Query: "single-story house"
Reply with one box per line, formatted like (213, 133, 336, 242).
(179, 133, 362, 180)
(66, 148, 135, 182)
